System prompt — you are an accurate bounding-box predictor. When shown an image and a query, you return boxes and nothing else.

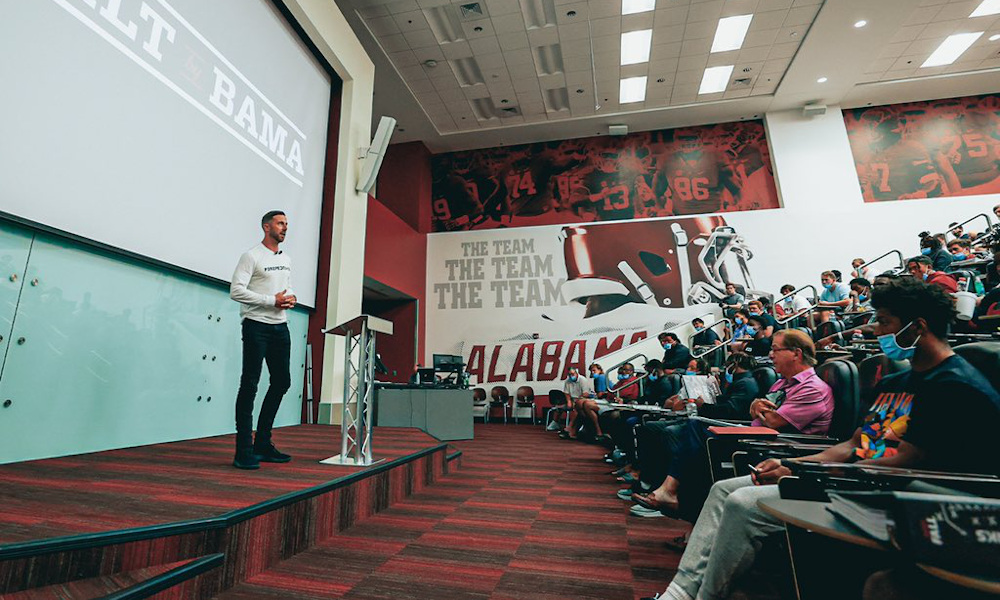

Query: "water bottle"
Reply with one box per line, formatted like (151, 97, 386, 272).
(685, 400, 698, 417)
(957, 277, 969, 293)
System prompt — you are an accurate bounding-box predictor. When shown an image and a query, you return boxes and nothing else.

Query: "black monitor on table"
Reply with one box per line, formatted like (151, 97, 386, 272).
(433, 354, 465, 373)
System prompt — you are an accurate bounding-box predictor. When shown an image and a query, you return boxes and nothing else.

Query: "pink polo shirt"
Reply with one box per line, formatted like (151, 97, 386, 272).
(751, 367, 834, 435)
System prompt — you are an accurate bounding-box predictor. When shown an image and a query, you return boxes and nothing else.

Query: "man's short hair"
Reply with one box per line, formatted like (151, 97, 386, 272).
(922, 236, 943, 251)
(724, 282, 736, 289)
(691, 317, 704, 326)
(820, 270, 836, 279)
(870, 278, 956, 338)
(949, 222, 960, 228)
(662, 332, 680, 343)
(907, 255, 933, 267)
(949, 239, 971, 249)
(780, 284, 795, 294)
(644, 359, 663, 372)
(849, 277, 871, 288)
(261, 210, 285, 226)
(725, 352, 759, 372)
(747, 314, 767, 329)
(734, 308, 750, 320)
(774, 329, 817, 367)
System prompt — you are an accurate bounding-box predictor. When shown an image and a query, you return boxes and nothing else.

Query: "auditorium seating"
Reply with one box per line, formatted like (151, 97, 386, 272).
(471, 387, 488, 422)
(816, 358, 862, 442)
(488, 385, 510, 424)
(546, 389, 571, 430)
(813, 319, 844, 343)
(513, 385, 536, 424)
(953, 342, 1000, 392)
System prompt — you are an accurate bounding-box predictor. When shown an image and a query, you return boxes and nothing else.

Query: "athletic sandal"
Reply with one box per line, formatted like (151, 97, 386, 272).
(616, 472, 638, 484)
(631, 493, 682, 518)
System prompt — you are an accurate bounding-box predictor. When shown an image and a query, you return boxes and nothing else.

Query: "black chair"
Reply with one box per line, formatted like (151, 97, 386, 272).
(489, 385, 510, 424)
(472, 387, 488, 422)
(794, 326, 813, 339)
(546, 389, 570, 430)
(751, 366, 778, 395)
(954, 341, 1000, 393)
(857, 354, 909, 406)
(816, 358, 861, 442)
(813, 319, 844, 343)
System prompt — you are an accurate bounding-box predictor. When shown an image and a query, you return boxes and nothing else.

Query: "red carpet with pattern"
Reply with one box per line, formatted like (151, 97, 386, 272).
(215, 423, 699, 600)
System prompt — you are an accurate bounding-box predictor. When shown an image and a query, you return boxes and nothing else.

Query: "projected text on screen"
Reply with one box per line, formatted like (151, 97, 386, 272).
(53, 0, 308, 187)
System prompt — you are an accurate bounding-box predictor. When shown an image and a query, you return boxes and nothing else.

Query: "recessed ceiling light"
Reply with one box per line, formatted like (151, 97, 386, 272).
(922, 32, 983, 67)
(620, 76, 648, 103)
(622, 0, 655, 15)
(699, 65, 734, 94)
(854, 20, 867, 28)
(990, 34, 1000, 41)
(971, 0, 1000, 17)
(817, 76, 828, 83)
(621, 29, 653, 65)
(711, 15, 753, 53)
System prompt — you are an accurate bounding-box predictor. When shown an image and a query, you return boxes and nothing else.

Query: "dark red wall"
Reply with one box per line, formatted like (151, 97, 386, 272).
(364, 196, 428, 382)
(375, 141, 433, 233)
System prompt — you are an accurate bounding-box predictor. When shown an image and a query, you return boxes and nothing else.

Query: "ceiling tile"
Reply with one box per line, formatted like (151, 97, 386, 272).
(767, 41, 798, 59)
(559, 21, 592, 40)
(722, 0, 760, 17)
(379, 34, 412, 53)
(622, 12, 656, 30)
(505, 48, 535, 65)
(389, 49, 420, 66)
(392, 10, 430, 31)
(651, 41, 683, 59)
(678, 54, 708, 71)
(683, 20, 715, 40)
(675, 69, 703, 84)
(492, 13, 527, 33)
(654, 6, 690, 28)
(358, 4, 390, 18)
(528, 26, 562, 46)
(366, 15, 401, 36)
(463, 20, 497, 38)
(890, 25, 925, 43)
(753, 10, 788, 30)
(590, 17, 623, 36)
(484, 0, 521, 16)
(903, 5, 946, 26)
(687, 0, 724, 23)
(783, 4, 819, 27)
(680, 38, 711, 56)
(562, 53, 593, 71)
(498, 32, 530, 50)
(743, 28, 779, 47)
(403, 29, 440, 48)
(470, 36, 503, 54)
(441, 40, 475, 59)
(385, 0, 420, 14)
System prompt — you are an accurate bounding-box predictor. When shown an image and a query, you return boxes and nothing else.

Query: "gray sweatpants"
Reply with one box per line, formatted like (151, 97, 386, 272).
(669, 475, 784, 600)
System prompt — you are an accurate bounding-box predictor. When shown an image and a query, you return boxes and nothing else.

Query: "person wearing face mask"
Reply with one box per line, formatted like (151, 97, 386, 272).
(920, 234, 954, 271)
(630, 354, 761, 518)
(745, 300, 776, 337)
(659, 332, 692, 371)
(647, 279, 1000, 600)
(610, 362, 640, 402)
(947, 239, 972, 263)
(559, 367, 594, 440)
(815, 270, 852, 323)
(906, 255, 958, 293)
(776, 284, 812, 327)
(849, 277, 873, 312)
(742, 314, 773, 358)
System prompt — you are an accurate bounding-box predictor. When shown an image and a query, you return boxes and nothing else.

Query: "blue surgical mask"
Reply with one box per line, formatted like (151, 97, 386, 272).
(648, 373, 659, 382)
(877, 321, 920, 361)
(694, 326, 705, 332)
(823, 283, 834, 290)
(724, 370, 734, 384)
(922, 272, 929, 282)
(921, 248, 932, 255)
(749, 310, 761, 316)
(662, 342, 672, 350)
(734, 317, 744, 325)
(618, 373, 629, 380)
(858, 294, 868, 302)
(569, 375, 578, 382)
(745, 325, 757, 336)
(685, 370, 697, 376)
(953, 253, 967, 261)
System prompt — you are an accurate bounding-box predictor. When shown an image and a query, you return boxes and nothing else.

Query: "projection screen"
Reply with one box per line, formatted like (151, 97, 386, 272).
(0, 0, 332, 307)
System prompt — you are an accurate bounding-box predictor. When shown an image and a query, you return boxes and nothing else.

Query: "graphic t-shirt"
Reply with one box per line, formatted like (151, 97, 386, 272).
(857, 355, 1000, 475)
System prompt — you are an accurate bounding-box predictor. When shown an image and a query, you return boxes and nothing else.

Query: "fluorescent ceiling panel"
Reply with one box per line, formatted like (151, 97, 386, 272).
(970, 0, 1000, 17)
(699, 65, 733, 94)
(711, 14, 753, 53)
(620, 76, 647, 103)
(621, 29, 653, 65)
(921, 32, 983, 67)
(622, 0, 655, 15)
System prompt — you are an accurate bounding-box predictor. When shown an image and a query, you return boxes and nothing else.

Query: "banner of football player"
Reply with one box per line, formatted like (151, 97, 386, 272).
(844, 94, 1000, 203)
(426, 215, 767, 386)
(430, 121, 781, 232)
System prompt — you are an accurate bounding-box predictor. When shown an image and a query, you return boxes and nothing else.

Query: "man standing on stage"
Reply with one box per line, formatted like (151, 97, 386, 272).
(229, 210, 296, 470)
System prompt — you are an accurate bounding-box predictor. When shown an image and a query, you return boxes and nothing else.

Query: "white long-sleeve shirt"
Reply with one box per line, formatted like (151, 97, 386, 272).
(230, 244, 294, 324)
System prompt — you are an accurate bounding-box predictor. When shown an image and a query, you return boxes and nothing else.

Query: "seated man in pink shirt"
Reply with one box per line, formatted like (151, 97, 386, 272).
(747, 329, 834, 435)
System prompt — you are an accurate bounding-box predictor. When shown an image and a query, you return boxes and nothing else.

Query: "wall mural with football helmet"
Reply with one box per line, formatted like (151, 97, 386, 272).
(430, 120, 781, 232)
(844, 93, 1000, 203)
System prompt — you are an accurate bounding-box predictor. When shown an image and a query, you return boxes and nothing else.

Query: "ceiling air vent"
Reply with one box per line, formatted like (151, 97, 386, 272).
(520, 0, 557, 29)
(532, 44, 564, 75)
(459, 3, 485, 19)
(425, 6, 465, 44)
(542, 87, 570, 112)
(500, 106, 520, 116)
(732, 77, 753, 88)
(471, 98, 499, 120)
(451, 57, 486, 86)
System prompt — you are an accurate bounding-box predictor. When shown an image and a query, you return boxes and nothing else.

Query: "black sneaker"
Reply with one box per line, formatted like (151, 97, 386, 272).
(233, 449, 260, 470)
(253, 443, 292, 463)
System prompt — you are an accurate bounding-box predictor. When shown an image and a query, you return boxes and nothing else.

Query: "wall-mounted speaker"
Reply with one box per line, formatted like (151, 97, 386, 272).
(356, 116, 396, 194)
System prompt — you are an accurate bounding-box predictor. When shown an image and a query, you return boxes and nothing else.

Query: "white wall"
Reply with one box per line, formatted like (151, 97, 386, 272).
(282, 0, 375, 422)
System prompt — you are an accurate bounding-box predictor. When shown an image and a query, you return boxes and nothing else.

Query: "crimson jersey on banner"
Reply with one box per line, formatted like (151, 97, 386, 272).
(845, 94, 1000, 202)
(430, 121, 781, 232)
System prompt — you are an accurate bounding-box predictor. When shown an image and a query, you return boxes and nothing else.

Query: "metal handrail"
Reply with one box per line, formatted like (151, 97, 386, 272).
(610, 371, 647, 400)
(690, 317, 732, 359)
(603, 311, 715, 375)
(775, 284, 819, 326)
(863, 249, 905, 276)
(944, 213, 994, 239)
(606, 352, 650, 377)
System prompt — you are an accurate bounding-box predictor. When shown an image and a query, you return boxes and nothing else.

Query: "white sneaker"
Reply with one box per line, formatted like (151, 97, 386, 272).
(630, 504, 664, 517)
(546, 420, 560, 431)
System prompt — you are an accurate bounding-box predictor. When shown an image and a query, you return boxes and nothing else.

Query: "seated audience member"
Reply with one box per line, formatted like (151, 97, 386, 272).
(775, 284, 811, 323)
(728, 309, 752, 352)
(920, 234, 954, 271)
(742, 314, 773, 359)
(746, 299, 776, 337)
(906, 255, 958, 293)
(947, 238, 972, 261)
(748, 329, 833, 434)
(660, 332, 692, 371)
(948, 221, 970, 240)
(683, 358, 710, 376)
(589, 363, 609, 396)
(599, 360, 671, 464)
(611, 362, 640, 401)
(850, 258, 871, 280)
(691, 318, 721, 348)
(816, 270, 851, 323)
(638, 360, 672, 405)
(560, 367, 594, 440)
(849, 277, 873, 311)
(719, 282, 744, 318)
(649, 279, 1000, 600)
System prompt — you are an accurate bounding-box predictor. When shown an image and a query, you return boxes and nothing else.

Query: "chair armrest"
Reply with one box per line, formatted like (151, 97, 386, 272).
(775, 433, 838, 444)
(708, 426, 778, 436)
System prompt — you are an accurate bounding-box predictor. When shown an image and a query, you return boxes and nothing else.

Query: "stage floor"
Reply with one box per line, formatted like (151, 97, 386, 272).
(0, 425, 442, 546)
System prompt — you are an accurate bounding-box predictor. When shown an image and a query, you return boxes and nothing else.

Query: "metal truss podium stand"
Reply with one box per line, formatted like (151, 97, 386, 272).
(320, 314, 393, 466)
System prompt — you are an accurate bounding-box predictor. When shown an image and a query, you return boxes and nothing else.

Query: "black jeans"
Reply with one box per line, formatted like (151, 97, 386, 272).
(235, 319, 291, 452)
